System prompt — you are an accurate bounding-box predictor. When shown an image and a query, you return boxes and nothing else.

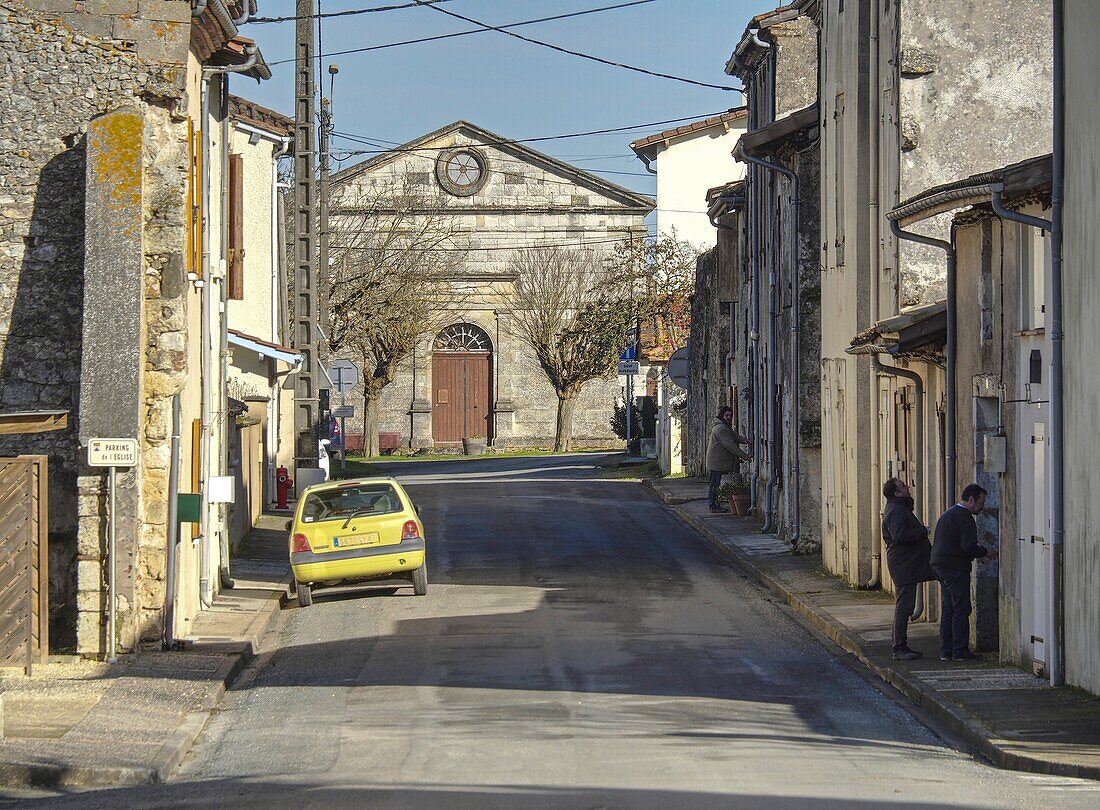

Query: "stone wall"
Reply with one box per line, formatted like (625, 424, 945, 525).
(0, 1, 191, 651)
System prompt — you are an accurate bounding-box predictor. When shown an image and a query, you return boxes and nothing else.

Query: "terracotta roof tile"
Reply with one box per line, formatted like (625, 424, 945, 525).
(229, 94, 293, 138)
(629, 108, 748, 154)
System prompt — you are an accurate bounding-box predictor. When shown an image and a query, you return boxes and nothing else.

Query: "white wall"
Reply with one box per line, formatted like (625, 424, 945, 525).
(652, 125, 746, 248)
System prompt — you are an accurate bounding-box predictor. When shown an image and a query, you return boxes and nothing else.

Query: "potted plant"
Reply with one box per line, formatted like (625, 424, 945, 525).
(716, 481, 752, 516)
(462, 436, 487, 456)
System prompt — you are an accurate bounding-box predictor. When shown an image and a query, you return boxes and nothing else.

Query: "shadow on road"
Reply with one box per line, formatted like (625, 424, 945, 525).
(1, 779, 1001, 809)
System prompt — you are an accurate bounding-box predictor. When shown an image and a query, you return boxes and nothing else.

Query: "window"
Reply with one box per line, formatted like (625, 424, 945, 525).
(302, 483, 402, 524)
(228, 153, 244, 299)
(1017, 223, 1048, 331)
(833, 93, 846, 266)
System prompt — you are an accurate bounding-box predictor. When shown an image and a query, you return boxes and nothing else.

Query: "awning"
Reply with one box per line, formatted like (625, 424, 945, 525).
(228, 329, 302, 367)
(847, 300, 947, 358)
(739, 104, 819, 157)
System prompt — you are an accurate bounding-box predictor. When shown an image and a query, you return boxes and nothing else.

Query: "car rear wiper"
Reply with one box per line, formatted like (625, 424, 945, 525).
(341, 510, 372, 529)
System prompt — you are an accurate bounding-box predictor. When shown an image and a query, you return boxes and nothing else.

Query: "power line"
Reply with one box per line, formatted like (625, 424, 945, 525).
(253, 0, 455, 24)
(329, 108, 738, 151)
(266, 1, 659, 66)
(412, 0, 742, 92)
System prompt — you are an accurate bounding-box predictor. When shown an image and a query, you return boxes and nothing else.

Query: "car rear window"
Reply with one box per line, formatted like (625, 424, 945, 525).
(301, 483, 402, 523)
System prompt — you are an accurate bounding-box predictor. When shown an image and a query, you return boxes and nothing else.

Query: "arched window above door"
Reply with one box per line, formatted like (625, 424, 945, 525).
(434, 323, 492, 353)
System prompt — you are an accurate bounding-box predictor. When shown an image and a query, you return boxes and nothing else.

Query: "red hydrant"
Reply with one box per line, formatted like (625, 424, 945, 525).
(276, 466, 290, 510)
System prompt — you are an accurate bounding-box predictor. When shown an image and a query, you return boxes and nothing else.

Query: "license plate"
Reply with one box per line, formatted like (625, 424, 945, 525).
(333, 532, 380, 549)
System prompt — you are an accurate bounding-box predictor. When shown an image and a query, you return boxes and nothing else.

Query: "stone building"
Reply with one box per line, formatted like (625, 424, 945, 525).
(0, 0, 272, 656)
(684, 181, 743, 477)
(329, 120, 653, 450)
(722, 5, 822, 549)
(802, 0, 1053, 608)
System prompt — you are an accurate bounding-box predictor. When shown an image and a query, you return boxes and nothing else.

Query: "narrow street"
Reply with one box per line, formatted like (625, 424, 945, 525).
(19, 456, 1100, 809)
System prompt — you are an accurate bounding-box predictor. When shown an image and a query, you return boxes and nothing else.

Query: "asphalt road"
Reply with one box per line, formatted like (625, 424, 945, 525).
(22, 455, 1100, 808)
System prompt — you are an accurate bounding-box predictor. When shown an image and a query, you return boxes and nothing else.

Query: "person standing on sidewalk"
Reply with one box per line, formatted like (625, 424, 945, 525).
(706, 406, 751, 513)
(931, 484, 998, 661)
(881, 478, 935, 661)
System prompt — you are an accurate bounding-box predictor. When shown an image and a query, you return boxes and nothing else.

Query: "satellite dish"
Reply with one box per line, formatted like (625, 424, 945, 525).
(668, 346, 689, 391)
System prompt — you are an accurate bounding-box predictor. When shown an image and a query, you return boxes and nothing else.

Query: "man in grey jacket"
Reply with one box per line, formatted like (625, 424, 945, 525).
(706, 406, 751, 513)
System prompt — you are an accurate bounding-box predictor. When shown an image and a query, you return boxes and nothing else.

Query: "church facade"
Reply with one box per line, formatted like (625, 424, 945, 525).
(329, 121, 654, 450)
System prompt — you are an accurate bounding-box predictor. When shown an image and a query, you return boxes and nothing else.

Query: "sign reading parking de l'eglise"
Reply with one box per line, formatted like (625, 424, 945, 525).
(87, 438, 138, 468)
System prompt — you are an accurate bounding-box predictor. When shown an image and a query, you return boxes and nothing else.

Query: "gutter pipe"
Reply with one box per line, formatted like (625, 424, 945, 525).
(196, 48, 259, 608)
(163, 393, 181, 649)
(872, 356, 927, 617)
(735, 142, 800, 546)
(192, 0, 208, 17)
(207, 0, 239, 40)
(990, 184, 1052, 232)
(889, 220, 956, 503)
(1050, 0, 1065, 688)
(232, 0, 253, 26)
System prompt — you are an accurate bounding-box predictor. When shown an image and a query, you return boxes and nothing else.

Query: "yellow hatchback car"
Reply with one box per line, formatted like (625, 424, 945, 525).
(288, 477, 427, 607)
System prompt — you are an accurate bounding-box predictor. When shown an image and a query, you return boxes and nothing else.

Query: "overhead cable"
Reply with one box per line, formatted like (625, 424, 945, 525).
(329, 108, 738, 151)
(412, 0, 742, 92)
(266, 0, 658, 65)
(252, 0, 454, 24)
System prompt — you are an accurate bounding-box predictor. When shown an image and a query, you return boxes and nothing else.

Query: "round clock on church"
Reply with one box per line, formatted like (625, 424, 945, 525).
(435, 147, 489, 196)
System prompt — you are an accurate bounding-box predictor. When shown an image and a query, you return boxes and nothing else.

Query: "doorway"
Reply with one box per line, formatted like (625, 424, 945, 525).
(432, 324, 493, 445)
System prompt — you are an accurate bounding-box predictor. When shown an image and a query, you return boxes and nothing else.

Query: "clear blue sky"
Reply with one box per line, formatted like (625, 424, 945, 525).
(236, 0, 774, 198)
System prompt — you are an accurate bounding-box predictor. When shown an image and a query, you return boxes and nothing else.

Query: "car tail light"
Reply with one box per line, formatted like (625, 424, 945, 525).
(291, 533, 311, 553)
(402, 520, 420, 540)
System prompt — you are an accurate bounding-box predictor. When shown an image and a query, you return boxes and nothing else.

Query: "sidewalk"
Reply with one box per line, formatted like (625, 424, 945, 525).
(0, 514, 292, 789)
(646, 476, 1100, 781)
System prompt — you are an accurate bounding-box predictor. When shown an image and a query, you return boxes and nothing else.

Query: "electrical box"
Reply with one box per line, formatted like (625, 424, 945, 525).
(208, 476, 236, 504)
(983, 435, 1007, 474)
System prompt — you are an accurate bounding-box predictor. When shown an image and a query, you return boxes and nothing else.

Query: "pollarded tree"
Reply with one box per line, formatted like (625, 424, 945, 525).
(326, 180, 466, 456)
(506, 245, 641, 452)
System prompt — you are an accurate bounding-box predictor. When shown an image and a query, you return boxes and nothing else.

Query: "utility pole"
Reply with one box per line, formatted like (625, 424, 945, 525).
(293, 0, 319, 475)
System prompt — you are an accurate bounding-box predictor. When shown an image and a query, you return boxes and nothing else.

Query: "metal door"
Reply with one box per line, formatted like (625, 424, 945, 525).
(432, 352, 491, 444)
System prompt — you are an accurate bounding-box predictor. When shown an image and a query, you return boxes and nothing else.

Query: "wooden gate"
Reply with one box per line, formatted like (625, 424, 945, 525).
(0, 455, 49, 673)
(432, 353, 492, 444)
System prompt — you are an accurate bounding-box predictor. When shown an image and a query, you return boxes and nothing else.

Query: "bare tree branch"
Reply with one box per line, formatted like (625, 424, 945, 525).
(326, 178, 467, 455)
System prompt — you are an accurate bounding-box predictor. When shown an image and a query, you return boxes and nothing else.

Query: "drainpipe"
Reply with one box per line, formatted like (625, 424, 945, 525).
(232, 0, 253, 26)
(872, 356, 926, 616)
(890, 221, 956, 501)
(164, 393, 182, 649)
(736, 143, 800, 545)
(197, 48, 259, 607)
(1050, 0, 1065, 689)
(192, 0, 208, 17)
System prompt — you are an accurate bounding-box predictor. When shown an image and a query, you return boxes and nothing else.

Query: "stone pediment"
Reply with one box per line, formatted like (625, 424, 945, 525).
(331, 120, 655, 213)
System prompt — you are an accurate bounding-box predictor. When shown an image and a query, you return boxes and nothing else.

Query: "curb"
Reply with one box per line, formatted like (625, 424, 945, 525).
(645, 479, 1100, 782)
(0, 576, 292, 790)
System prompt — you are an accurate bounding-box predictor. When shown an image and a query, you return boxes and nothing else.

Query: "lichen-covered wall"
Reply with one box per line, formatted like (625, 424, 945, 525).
(0, 0, 192, 651)
(894, 0, 1053, 305)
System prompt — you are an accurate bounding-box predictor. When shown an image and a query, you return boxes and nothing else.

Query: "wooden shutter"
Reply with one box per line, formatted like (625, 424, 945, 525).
(188, 120, 203, 279)
(228, 153, 244, 299)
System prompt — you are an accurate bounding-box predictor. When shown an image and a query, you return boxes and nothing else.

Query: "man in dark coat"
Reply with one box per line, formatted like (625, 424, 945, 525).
(705, 406, 750, 513)
(931, 483, 998, 661)
(882, 478, 935, 660)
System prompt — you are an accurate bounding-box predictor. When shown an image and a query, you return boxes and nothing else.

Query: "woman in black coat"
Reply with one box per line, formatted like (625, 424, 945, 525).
(882, 478, 936, 660)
